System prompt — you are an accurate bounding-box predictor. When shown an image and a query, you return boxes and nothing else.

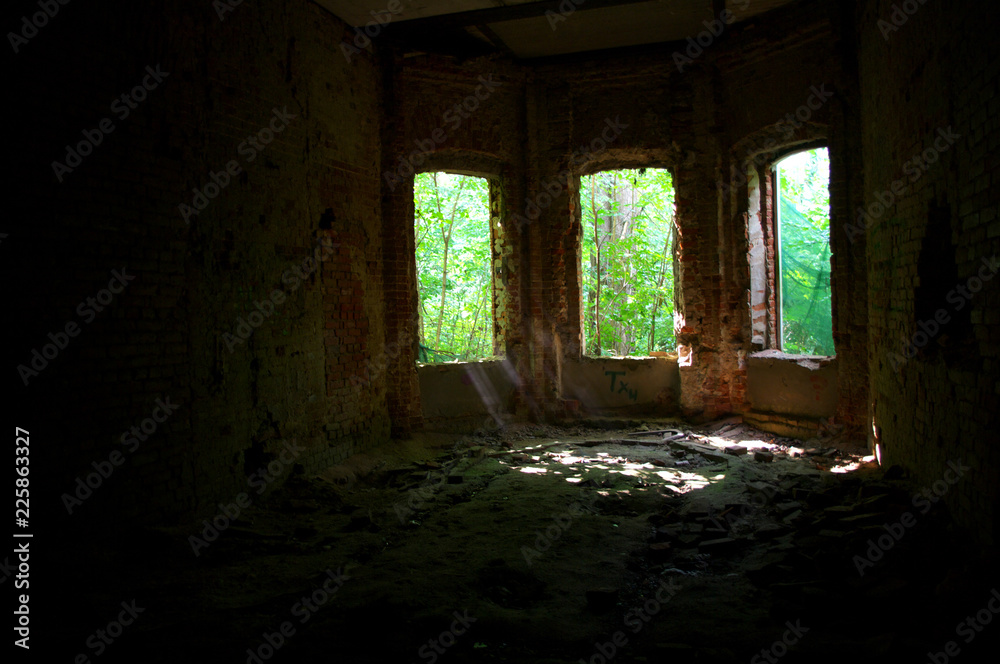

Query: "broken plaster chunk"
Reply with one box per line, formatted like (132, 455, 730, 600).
(754, 523, 787, 540)
(843, 508, 887, 524)
(657, 525, 682, 538)
(782, 510, 804, 524)
(776, 501, 801, 515)
(818, 529, 848, 539)
(699, 537, 738, 550)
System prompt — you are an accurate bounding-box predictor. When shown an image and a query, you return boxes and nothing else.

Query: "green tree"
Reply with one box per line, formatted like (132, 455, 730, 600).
(580, 168, 676, 356)
(414, 172, 493, 362)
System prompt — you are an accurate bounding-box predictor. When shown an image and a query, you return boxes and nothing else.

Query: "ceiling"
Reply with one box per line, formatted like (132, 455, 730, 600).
(314, 0, 802, 59)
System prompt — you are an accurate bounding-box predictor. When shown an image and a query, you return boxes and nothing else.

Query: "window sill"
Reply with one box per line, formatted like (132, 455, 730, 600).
(749, 349, 835, 369)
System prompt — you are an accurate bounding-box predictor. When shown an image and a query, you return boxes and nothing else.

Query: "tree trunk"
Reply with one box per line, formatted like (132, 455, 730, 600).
(648, 233, 671, 353)
(433, 174, 465, 349)
(590, 175, 601, 356)
(464, 285, 487, 360)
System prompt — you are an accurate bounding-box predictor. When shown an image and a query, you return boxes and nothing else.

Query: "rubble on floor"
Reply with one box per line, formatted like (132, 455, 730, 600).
(53, 418, 999, 663)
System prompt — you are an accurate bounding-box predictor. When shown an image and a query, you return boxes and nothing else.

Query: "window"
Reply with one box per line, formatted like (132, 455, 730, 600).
(773, 148, 834, 355)
(413, 172, 494, 362)
(579, 168, 676, 357)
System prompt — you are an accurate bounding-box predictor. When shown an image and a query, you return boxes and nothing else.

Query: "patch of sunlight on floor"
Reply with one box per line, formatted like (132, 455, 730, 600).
(831, 456, 875, 473)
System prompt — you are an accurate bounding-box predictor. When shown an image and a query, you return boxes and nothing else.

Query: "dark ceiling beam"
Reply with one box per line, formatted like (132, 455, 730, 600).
(474, 23, 516, 58)
(368, 0, 663, 32)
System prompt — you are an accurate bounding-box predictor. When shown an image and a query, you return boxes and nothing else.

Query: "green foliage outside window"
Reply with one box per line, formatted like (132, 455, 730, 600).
(580, 168, 676, 357)
(777, 148, 835, 356)
(414, 172, 494, 362)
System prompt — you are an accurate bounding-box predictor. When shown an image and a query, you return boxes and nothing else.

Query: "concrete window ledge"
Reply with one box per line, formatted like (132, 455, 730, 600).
(749, 348, 836, 370)
(746, 350, 838, 438)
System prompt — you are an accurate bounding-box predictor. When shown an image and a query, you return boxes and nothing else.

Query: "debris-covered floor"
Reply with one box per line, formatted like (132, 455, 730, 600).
(58, 418, 999, 663)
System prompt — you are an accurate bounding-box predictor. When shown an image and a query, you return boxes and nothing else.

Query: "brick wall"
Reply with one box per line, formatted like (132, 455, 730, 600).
(715, 0, 868, 434)
(384, 0, 865, 430)
(857, 0, 1000, 545)
(382, 55, 529, 426)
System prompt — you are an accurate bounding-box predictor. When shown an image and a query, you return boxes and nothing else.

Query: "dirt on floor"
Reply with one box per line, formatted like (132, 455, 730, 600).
(55, 418, 999, 663)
